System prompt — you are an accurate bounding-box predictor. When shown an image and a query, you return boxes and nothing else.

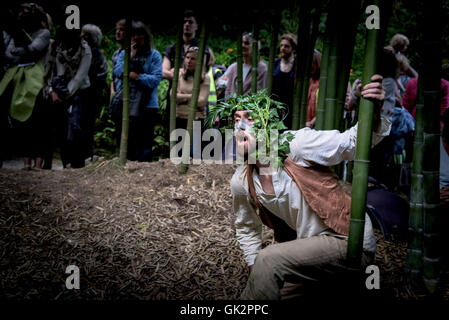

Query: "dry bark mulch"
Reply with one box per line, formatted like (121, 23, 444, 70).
(0, 158, 447, 300)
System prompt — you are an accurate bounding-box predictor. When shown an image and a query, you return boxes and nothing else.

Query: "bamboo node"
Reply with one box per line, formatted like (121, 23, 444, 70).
(353, 159, 370, 164)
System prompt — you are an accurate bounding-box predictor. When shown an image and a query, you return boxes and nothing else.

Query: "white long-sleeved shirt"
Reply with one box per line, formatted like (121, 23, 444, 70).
(231, 117, 392, 266)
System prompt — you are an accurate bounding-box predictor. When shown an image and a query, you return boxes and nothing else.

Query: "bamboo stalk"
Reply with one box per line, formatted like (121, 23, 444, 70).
(299, 3, 322, 129)
(266, 9, 280, 96)
(169, 20, 183, 151)
(422, 0, 442, 293)
(405, 77, 424, 284)
(347, 1, 379, 266)
(314, 18, 330, 130)
(323, 18, 339, 131)
(334, 0, 361, 131)
(119, 17, 132, 165)
(332, 0, 361, 179)
(179, 19, 208, 174)
(291, 3, 311, 130)
(236, 27, 243, 96)
(251, 24, 259, 94)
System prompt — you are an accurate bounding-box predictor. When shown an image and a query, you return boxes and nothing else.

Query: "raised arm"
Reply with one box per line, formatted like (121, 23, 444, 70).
(288, 74, 390, 167)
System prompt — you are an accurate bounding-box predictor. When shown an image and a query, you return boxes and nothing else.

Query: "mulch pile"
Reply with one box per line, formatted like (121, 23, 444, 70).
(0, 158, 447, 300)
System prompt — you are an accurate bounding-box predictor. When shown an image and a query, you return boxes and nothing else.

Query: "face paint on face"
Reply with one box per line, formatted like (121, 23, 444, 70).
(234, 119, 254, 134)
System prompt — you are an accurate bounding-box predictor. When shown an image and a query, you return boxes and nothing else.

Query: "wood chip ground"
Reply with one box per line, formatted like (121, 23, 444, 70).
(0, 159, 447, 300)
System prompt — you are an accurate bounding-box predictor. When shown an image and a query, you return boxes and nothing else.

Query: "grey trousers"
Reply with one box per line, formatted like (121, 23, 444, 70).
(240, 235, 374, 300)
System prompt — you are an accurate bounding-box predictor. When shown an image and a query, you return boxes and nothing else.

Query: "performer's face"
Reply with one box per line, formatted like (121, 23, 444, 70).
(234, 110, 256, 158)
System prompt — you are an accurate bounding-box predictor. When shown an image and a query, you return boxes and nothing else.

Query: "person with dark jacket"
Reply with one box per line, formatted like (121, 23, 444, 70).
(81, 24, 109, 160)
(45, 12, 92, 168)
(272, 33, 297, 129)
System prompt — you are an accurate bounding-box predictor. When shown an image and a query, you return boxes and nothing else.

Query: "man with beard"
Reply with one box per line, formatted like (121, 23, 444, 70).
(272, 33, 297, 129)
(228, 75, 391, 299)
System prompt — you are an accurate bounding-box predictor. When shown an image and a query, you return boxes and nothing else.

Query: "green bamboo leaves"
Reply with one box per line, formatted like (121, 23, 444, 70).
(205, 90, 294, 166)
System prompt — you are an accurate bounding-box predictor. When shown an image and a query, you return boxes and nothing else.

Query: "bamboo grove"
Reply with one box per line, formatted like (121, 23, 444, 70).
(117, 0, 443, 294)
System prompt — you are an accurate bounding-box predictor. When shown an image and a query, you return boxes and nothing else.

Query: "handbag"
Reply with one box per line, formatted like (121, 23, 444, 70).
(109, 55, 150, 119)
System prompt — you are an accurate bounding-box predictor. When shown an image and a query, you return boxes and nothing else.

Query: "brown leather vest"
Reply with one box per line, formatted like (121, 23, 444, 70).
(246, 157, 352, 242)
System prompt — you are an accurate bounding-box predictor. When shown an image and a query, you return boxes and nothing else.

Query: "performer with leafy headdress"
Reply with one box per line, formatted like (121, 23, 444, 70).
(207, 76, 391, 299)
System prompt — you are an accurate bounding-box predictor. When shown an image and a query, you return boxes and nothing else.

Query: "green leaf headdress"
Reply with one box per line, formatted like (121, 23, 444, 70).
(205, 89, 295, 167)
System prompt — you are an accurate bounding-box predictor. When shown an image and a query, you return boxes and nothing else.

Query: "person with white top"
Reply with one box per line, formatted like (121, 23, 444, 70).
(230, 75, 391, 299)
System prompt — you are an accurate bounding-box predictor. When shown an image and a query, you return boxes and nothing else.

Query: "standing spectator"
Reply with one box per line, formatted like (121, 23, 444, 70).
(368, 49, 412, 190)
(173, 46, 210, 129)
(0, 3, 51, 170)
(48, 11, 92, 168)
(402, 76, 449, 133)
(223, 32, 267, 99)
(205, 49, 225, 114)
(162, 10, 210, 133)
(305, 50, 321, 128)
(379, 48, 401, 122)
(440, 110, 449, 258)
(113, 21, 162, 162)
(81, 24, 109, 161)
(441, 109, 449, 204)
(162, 10, 210, 81)
(388, 33, 418, 90)
(272, 33, 297, 129)
(111, 18, 125, 95)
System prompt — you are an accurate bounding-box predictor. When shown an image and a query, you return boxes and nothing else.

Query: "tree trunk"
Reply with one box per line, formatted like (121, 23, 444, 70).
(266, 10, 280, 96)
(346, 0, 379, 266)
(119, 17, 132, 165)
(179, 19, 208, 174)
(169, 21, 183, 151)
